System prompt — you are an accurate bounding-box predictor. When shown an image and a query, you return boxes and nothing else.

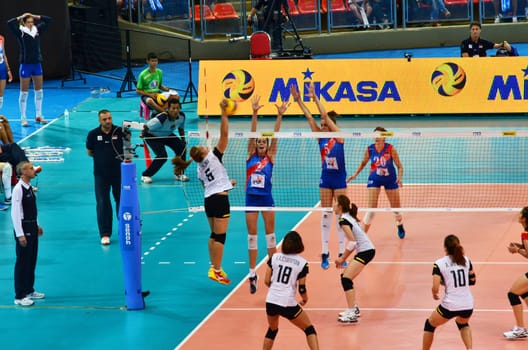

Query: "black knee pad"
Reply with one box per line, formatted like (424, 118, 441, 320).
(209, 232, 216, 240)
(424, 319, 436, 332)
(265, 328, 278, 340)
(215, 233, 226, 245)
(304, 325, 316, 336)
(456, 322, 469, 330)
(521, 292, 528, 300)
(341, 276, 354, 291)
(508, 291, 522, 306)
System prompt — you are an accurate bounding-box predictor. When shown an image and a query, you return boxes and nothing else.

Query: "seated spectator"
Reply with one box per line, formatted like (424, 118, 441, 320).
(348, 0, 372, 27)
(430, 0, 450, 26)
(370, 0, 390, 28)
(0, 143, 42, 204)
(136, 52, 179, 115)
(460, 22, 504, 57)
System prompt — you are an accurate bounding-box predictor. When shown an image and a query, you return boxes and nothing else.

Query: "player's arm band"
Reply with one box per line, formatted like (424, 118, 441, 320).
(298, 284, 307, 294)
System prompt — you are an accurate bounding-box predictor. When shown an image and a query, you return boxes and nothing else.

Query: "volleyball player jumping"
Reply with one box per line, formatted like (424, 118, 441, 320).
(189, 100, 235, 285)
(245, 95, 289, 294)
(292, 84, 348, 270)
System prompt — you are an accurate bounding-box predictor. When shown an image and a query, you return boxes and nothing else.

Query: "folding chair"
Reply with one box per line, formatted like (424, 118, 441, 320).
(250, 31, 272, 59)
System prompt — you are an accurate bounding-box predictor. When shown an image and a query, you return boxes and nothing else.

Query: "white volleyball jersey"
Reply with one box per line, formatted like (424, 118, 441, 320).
(266, 253, 309, 307)
(197, 148, 233, 198)
(433, 255, 474, 311)
(339, 213, 375, 252)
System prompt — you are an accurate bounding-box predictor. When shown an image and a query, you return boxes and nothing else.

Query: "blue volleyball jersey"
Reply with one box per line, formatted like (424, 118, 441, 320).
(246, 152, 273, 196)
(367, 143, 397, 184)
(319, 138, 346, 188)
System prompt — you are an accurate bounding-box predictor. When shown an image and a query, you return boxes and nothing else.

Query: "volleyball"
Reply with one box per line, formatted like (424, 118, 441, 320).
(430, 62, 466, 97)
(221, 69, 255, 102)
(223, 98, 237, 115)
(156, 93, 168, 107)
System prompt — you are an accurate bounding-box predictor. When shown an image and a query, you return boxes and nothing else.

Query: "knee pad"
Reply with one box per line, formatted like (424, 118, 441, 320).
(248, 234, 257, 250)
(456, 322, 469, 330)
(424, 319, 436, 333)
(341, 275, 354, 291)
(265, 233, 276, 249)
(304, 325, 316, 336)
(508, 291, 522, 306)
(265, 328, 278, 340)
(215, 233, 226, 245)
(521, 292, 528, 300)
(363, 211, 375, 225)
(209, 232, 216, 240)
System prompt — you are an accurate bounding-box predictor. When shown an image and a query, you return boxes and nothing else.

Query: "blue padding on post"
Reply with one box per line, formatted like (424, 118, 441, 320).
(118, 162, 144, 310)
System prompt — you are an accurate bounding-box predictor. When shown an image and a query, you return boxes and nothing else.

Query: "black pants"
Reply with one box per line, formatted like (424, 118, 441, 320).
(142, 134, 186, 177)
(14, 233, 38, 300)
(94, 175, 121, 237)
(262, 13, 284, 51)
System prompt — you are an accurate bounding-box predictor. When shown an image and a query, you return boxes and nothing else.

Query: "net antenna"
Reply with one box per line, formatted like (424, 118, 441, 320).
(183, 129, 528, 213)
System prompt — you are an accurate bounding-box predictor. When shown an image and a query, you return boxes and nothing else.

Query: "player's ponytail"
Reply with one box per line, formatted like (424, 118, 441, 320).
(337, 195, 360, 222)
(444, 234, 466, 266)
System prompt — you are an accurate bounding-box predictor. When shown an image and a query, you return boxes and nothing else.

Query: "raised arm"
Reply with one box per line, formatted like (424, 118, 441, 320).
(268, 100, 289, 159)
(248, 95, 263, 156)
(217, 99, 229, 153)
(291, 85, 320, 132)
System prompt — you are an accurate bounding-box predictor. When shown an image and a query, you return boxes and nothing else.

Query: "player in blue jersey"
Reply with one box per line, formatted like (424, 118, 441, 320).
(0, 34, 13, 113)
(292, 84, 347, 270)
(246, 95, 289, 294)
(348, 126, 406, 238)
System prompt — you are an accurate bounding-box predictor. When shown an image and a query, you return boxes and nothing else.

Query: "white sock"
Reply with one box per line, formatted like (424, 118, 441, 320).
(321, 211, 332, 254)
(249, 269, 256, 277)
(19, 91, 29, 120)
(336, 214, 345, 254)
(2, 163, 12, 199)
(0, 96, 3, 111)
(35, 89, 43, 117)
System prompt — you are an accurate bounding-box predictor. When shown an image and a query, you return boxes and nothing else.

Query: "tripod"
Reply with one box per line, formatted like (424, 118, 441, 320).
(280, 4, 311, 58)
(182, 39, 198, 104)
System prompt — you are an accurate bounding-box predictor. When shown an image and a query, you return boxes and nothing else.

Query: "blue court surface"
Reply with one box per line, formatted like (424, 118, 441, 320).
(0, 45, 527, 350)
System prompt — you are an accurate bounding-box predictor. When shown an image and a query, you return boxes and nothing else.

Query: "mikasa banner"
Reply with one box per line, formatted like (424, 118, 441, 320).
(197, 58, 528, 116)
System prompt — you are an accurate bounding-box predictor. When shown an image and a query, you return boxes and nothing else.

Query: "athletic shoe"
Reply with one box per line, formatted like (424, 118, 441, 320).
(34, 165, 42, 174)
(337, 311, 358, 323)
(35, 116, 48, 124)
(26, 291, 45, 299)
(339, 306, 360, 318)
(321, 252, 330, 270)
(174, 174, 190, 182)
(21, 118, 29, 127)
(397, 224, 406, 239)
(208, 266, 215, 279)
(100, 236, 111, 245)
(0, 203, 8, 211)
(512, 16, 518, 22)
(14, 297, 34, 306)
(210, 268, 231, 285)
(504, 326, 528, 339)
(141, 176, 153, 184)
(338, 253, 348, 268)
(249, 275, 258, 294)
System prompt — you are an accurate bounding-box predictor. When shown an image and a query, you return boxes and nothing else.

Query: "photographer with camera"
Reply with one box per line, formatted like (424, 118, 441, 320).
(247, 0, 289, 53)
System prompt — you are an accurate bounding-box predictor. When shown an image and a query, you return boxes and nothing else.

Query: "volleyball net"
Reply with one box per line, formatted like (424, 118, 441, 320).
(182, 130, 528, 212)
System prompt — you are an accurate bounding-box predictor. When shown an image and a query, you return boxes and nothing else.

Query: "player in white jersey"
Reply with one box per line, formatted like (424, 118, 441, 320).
(333, 194, 376, 323)
(503, 206, 528, 339)
(263, 231, 319, 350)
(189, 100, 235, 285)
(422, 234, 476, 350)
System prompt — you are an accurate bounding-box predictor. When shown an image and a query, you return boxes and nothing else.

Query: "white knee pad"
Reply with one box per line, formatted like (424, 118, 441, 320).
(363, 211, 375, 225)
(266, 233, 276, 249)
(248, 234, 258, 250)
(0, 96, 3, 110)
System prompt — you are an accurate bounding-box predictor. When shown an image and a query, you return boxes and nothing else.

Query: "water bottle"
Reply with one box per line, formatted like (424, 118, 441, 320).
(64, 109, 69, 118)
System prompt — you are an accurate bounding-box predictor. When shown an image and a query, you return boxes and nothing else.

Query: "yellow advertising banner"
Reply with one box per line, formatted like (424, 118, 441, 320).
(197, 58, 528, 116)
